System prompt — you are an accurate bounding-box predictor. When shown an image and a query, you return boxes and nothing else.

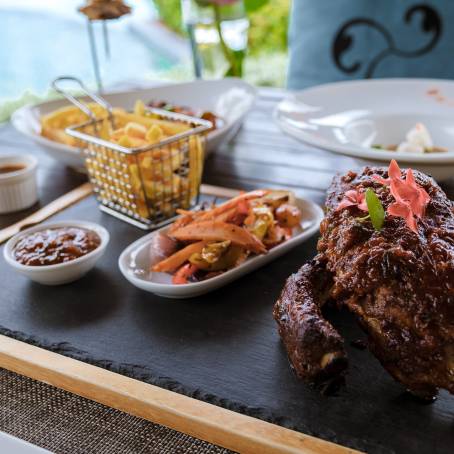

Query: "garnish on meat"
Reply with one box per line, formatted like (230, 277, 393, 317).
(336, 160, 429, 233)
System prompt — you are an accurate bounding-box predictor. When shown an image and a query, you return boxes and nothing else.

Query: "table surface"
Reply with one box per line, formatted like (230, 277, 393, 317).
(0, 90, 453, 454)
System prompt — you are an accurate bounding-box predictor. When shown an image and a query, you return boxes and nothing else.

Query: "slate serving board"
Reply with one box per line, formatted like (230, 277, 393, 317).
(0, 196, 453, 454)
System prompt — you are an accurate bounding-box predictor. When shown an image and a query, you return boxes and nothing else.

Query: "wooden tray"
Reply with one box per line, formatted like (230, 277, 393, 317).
(0, 335, 354, 454)
(0, 186, 452, 454)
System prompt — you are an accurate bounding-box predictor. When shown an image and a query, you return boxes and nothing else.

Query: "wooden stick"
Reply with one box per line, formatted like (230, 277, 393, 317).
(0, 335, 360, 454)
(201, 184, 241, 200)
(0, 182, 92, 245)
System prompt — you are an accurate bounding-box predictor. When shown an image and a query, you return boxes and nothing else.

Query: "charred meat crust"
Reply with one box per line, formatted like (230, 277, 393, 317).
(273, 257, 348, 382)
(275, 166, 454, 398)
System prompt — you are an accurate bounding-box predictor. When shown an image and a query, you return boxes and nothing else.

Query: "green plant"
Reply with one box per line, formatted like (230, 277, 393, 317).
(247, 0, 289, 56)
(152, 0, 289, 56)
(154, 0, 184, 34)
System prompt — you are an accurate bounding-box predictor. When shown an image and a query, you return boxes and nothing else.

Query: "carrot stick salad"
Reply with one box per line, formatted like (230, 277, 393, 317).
(151, 190, 303, 284)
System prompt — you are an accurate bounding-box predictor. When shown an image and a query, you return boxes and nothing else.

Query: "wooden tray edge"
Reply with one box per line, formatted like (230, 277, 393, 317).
(0, 335, 361, 454)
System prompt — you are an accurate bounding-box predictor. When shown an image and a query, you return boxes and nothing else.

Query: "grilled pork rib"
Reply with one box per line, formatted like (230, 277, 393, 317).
(274, 167, 454, 398)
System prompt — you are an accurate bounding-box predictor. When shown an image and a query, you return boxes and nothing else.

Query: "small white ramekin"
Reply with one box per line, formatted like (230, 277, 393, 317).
(0, 154, 38, 214)
(3, 220, 110, 285)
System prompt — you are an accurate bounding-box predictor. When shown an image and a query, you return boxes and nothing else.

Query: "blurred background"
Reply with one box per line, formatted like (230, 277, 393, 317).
(0, 0, 288, 118)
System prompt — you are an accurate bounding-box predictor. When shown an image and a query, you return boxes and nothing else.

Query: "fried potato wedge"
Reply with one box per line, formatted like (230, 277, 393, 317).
(170, 221, 267, 254)
(152, 241, 208, 273)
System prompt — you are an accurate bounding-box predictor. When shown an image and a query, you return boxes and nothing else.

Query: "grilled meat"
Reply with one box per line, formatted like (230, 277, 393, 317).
(274, 166, 454, 399)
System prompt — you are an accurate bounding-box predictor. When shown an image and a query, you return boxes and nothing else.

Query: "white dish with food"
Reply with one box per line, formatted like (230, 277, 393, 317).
(0, 154, 38, 214)
(118, 196, 324, 299)
(275, 78, 454, 180)
(12, 78, 256, 170)
(4, 220, 109, 285)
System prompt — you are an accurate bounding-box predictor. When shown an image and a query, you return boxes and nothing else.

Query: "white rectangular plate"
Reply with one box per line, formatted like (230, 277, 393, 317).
(118, 198, 324, 299)
(12, 78, 256, 170)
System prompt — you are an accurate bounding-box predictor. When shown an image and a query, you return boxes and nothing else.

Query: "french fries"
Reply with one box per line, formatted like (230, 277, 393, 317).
(41, 99, 204, 221)
(40, 99, 190, 149)
(112, 109, 190, 137)
(41, 103, 108, 147)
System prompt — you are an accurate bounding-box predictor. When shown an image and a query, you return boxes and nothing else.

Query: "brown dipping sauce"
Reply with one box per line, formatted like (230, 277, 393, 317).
(14, 227, 101, 266)
(0, 164, 25, 174)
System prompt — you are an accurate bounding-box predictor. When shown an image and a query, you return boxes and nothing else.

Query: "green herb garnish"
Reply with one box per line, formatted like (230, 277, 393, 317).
(365, 188, 385, 230)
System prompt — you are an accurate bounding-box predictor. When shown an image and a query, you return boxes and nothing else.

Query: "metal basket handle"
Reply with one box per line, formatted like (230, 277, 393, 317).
(51, 76, 115, 129)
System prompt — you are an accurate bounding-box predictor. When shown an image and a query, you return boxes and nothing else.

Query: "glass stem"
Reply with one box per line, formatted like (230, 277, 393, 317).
(87, 19, 103, 93)
(187, 23, 202, 79)
(213, 4, 236, 75)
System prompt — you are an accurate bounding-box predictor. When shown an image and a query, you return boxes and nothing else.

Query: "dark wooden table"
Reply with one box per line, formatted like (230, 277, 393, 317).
(0, 91, 454, 453)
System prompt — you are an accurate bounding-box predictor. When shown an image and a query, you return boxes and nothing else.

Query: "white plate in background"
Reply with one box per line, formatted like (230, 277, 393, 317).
(12, 78, 256, 170)
(275, 78, 454, 180)
(118, 198, 324, 299)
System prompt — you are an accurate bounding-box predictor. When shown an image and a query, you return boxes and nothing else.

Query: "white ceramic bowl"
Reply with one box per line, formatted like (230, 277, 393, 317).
(3, 220, 109, 285)
(0, 154, 38, 213)
(275, 78, 454, 180)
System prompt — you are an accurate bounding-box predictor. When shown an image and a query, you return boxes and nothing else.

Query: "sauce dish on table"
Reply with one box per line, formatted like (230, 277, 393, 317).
(275, 78, 454, 180)
(3, 220, 109, 285)
(0, 154, 38, 214)
(118, 197, 324, 299)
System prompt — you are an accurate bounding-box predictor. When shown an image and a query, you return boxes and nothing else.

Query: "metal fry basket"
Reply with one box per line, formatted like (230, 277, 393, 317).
(54, 77, 212, 229)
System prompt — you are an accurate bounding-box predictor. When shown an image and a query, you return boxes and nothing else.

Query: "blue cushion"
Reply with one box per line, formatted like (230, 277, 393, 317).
(288, 1, 449, 89)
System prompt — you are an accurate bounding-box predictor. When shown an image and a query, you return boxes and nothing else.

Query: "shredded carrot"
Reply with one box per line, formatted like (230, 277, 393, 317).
(172, 263, 198, 285)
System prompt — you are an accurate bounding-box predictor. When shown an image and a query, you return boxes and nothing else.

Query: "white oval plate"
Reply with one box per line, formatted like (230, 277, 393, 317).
(12, 78, 256, 170)
(275, 78, 454, 180)
(118, 198, 324, 299)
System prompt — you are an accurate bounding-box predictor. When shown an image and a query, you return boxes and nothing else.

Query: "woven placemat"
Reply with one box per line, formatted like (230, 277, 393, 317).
(0, 368, 235, 454)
